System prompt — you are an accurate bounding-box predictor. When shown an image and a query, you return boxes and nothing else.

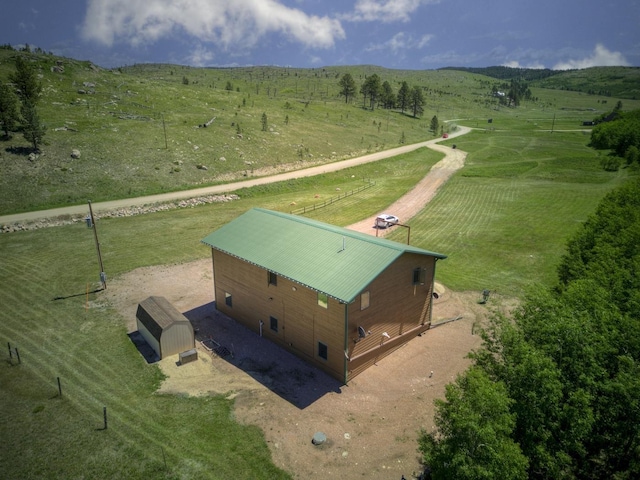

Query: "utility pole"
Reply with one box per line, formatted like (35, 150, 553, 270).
(87, 201, 107, 290)
(551, 113, 556, 133)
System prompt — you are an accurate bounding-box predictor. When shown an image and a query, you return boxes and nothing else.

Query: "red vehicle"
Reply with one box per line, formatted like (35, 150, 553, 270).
(442, 133, 449, 138)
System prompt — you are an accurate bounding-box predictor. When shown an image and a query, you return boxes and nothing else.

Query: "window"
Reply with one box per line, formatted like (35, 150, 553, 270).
(224, 292, 232, 307)
(360, 291, 370, 310)
(268, 271, 277, 286)
(318, 342, 328, 360)
(317, 292, 328, 309)
(270, 316, 278, 333)
(412, 267, 425, 285)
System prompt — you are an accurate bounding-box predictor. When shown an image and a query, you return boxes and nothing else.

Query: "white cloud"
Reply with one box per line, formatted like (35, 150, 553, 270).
(344, 0, 439, 23)
(553, 44, 630, 70)
(186, 45, 215, 67)
(81, 0, 345, 51)
(366, 32, 433, 53)
(502, 60, 546, 70)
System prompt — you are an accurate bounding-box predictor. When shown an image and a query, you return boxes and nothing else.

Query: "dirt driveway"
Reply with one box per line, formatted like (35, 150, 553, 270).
(106, 127, 511, 479)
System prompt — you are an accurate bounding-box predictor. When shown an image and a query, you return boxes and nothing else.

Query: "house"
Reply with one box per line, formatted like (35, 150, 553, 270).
(201, 208, 446, 383)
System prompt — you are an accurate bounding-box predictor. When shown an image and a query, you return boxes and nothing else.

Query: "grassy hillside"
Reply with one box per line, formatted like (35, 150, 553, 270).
(532, 66, 640, 99)
(443, 65, 640, 100)
(2, 49, 638, 215)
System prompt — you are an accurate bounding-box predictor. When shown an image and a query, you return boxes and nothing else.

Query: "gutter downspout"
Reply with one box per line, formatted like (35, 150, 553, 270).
(343, 303, 349, 384)
(211, 249, 217, 309)
(429, 259, 440, 327)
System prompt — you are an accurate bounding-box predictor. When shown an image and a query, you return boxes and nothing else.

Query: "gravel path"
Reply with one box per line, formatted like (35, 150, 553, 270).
(0, 127, 470, 226)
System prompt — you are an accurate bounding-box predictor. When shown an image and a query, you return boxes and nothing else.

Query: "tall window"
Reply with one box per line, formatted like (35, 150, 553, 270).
(361, 291, 370, 310)
(412, 267, 425, 285)
(268, 271, 277, 286)
(270, 316, 278, 333)
(318, 341, 328, 360)
(225, 292, 232, 307)
(317, 292, 328, 309)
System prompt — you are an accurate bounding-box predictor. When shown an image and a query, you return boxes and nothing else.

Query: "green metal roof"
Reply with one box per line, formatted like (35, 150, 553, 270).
(201, 208, 446, 304)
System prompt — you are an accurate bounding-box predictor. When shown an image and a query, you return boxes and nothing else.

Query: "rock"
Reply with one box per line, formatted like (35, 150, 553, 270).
(1, 194, 240, 234)
(71, 149, 81, 159)
(197, 164, 208, 170)
(28, 153, 37, 162)
(312, 432, 326, 445)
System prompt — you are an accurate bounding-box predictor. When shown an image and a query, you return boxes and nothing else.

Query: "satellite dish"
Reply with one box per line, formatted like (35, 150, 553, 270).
(358, 326, 367, 339)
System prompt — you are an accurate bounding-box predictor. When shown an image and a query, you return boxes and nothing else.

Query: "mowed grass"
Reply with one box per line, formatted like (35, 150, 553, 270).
(389, 128, 631, 296)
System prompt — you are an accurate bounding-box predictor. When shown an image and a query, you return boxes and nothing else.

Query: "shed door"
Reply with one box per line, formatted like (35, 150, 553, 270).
(283, 311, 314, 358)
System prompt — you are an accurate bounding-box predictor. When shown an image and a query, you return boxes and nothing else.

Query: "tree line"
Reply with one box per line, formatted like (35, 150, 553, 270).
(589, 104, 640, 171)
(418, 174, 640, 478)
(0, 54, 46, 151)
(337, 73, 428, 119)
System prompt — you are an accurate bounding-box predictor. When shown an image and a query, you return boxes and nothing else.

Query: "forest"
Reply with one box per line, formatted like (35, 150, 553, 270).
(419, 172, 640, 478)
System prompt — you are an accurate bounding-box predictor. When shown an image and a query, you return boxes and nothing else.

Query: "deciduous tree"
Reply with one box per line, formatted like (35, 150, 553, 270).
(419, 367, 528, 480)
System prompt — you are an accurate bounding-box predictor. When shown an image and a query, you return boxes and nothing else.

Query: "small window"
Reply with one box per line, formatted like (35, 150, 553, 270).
(270, 316, 278, 333)
(318, 342, 328, 360)
(268, 271, 277, 286)
(317, 292, 328, 309)
(360, 291, 370, 310)
(412, 267, 425, 285)
(225, 292, 232, 307)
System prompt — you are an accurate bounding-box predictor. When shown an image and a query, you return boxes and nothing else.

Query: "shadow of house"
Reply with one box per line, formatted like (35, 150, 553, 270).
(184, 301, 342, 409)
(201, 208, 446, 384)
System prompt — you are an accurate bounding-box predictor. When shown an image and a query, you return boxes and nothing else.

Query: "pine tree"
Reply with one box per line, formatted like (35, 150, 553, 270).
(397, 81, 410, 114)
(410, 86, 425, 118)
(338, 73, 357, 103)
(430, 115, 439, 134)
(0, 82, 19, 137)
(21, 101, 46, 151)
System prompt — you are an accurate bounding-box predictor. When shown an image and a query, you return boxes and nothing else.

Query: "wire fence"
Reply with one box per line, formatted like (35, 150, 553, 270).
(290, 180, 376, 215)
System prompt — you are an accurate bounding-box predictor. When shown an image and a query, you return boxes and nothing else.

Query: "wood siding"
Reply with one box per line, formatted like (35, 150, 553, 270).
(210, 249, 439, 384)
(212, 250, 346, 381)
(346, 253, 437, 380)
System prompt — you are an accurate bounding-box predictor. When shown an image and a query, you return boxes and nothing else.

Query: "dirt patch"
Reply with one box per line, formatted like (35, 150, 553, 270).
(107, 259, 513, 479)
(104, 134, 517, 479)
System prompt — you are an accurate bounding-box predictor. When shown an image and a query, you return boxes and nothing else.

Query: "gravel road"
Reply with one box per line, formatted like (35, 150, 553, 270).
(0, 127, 470, 226)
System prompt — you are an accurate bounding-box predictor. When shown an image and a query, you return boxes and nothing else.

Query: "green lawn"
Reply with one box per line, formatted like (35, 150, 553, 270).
(388, 129, 630, 296)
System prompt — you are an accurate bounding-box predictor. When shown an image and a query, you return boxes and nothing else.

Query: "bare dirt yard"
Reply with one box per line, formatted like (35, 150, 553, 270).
(106, 131, 516, 479)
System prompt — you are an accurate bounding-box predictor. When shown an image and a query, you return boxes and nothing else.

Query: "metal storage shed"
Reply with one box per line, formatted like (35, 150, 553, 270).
(136, 296, 195, 359)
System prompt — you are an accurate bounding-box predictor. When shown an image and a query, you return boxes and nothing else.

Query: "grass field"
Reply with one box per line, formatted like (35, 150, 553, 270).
(1, 49, 638, 215)
(1, 53, 639, 478)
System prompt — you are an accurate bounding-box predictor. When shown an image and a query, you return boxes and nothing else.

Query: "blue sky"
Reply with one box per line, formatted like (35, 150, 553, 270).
(3, 0, 639, 70)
